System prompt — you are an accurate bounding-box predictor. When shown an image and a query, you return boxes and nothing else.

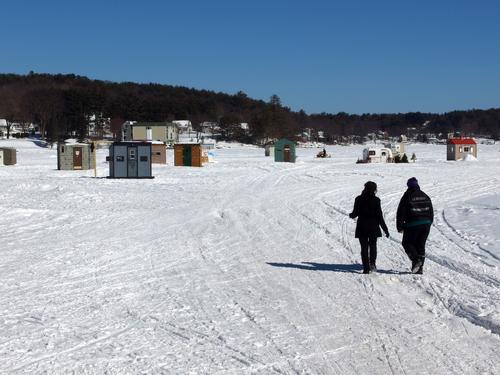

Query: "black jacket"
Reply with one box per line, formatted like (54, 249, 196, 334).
(349, 194, 389, 238)
(396, 188, 433, 232)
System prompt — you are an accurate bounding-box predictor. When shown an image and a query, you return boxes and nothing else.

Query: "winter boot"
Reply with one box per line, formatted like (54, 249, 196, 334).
(412, 260, 424, 274)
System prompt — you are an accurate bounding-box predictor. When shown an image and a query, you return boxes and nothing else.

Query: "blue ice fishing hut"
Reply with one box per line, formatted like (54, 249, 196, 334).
(108, 142, 153, 178)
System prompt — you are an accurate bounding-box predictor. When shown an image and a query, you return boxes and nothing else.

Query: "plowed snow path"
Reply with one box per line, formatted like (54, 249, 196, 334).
(1, 140, 499, 374)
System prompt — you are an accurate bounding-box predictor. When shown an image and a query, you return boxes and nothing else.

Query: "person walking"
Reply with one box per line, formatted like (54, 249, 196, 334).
(349, 181, 390, 274)
(396, 177, 433, 274)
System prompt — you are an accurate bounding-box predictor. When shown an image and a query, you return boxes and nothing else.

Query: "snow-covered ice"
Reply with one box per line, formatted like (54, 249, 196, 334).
(1, 139, 499, 374)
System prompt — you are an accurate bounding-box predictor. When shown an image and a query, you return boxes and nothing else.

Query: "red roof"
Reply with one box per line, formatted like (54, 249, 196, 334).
(447, 138, 476, 145)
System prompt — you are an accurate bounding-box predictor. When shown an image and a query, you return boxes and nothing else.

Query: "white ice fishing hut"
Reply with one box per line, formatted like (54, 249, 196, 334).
(361, 147, 393, 163)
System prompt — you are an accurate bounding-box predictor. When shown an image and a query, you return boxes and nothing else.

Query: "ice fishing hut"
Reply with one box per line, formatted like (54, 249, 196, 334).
(151, 142, 167, 164)
(264, 144, 274, 157)
(359, 147, 393, 163)
(108, 141, 153, 178)
(174, 143, 202, 167)
(274, 139, 296, 163)
(0, 147, 16, 166)
(57, 143, 95, 170)
(447, 138, 477, 160)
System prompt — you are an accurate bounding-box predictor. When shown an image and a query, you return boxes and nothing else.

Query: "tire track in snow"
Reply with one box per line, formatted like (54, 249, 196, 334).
(440, 209, 500, 262)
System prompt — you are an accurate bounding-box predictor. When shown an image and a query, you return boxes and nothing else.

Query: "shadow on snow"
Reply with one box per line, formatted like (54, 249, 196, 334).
(266, 262, 410, 275)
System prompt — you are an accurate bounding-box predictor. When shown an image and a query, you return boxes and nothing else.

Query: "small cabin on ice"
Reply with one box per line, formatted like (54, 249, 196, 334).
(108, 141, 153, 178)
(447, 138, 477, 160)
(57, 143, 95, 170)
(264, 143, 274, 157)
(0, 147, 16, 166)
(150, 142, 167, 164)
(274, 139, 296, 163)
(174, 143, 202, 167)
(360, 147, 393, 163)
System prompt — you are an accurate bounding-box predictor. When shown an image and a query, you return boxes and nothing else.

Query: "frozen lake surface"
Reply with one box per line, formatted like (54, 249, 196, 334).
(1, 139, 499, 374)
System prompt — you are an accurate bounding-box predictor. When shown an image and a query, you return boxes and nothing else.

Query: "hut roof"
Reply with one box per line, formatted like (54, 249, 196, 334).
(447, 138, 476, 145)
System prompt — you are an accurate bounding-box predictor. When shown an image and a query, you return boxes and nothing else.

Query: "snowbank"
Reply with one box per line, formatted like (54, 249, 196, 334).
(461, 154, 478, 161)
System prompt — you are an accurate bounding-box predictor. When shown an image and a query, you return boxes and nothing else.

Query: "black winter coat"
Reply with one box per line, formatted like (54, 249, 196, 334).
(349, 193, 389, 238)
(396, 187, 433, 231)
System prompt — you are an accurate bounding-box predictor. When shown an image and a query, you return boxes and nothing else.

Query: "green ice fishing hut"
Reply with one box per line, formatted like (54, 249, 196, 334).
(274, 138, 296, 163)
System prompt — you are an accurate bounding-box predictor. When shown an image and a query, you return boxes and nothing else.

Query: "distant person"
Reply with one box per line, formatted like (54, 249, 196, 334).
(322, 148, 326, 157)
(396, 177, 433, 274)
(349, 181, 390, 274)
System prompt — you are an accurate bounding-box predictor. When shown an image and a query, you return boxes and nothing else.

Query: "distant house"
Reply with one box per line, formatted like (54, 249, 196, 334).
(122, 121, 179, 145)
(240, 123, 250, 135)
(172, 120, 193, 133)
(0, 119, 8, 137)
(447, 138, 477, 160)
(200, 121, 220, 135)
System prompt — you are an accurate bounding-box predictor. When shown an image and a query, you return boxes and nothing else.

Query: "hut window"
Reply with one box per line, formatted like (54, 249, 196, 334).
(464, 146, 470, 152)
(61, 146, 65, 153)
(140, 156, 148, 161)
(459, 147, 462, 152)
(155, 152, 161, 155)
(116, 156, 124, 162)
(451, 146, 454, 152)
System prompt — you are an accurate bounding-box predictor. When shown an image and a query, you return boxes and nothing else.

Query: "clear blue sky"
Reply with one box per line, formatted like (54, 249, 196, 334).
(1, 0, 499, 114)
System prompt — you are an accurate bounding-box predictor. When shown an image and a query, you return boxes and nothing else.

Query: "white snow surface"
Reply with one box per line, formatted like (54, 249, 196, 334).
(1, 139, 500, 374)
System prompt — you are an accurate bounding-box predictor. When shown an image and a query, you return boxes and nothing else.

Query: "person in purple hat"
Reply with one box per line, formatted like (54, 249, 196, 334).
(396, 177, 434, 274)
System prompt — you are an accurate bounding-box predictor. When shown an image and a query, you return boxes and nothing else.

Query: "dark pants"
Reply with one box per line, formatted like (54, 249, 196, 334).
(359, 237, 377, 272)
(402, 224, 431, 268)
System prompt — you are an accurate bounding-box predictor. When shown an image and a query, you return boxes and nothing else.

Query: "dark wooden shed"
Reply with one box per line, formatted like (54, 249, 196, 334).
(174, 144, 202, 167)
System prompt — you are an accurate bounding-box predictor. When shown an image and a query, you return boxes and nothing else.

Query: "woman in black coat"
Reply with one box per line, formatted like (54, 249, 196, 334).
(349, 181, 389, 274)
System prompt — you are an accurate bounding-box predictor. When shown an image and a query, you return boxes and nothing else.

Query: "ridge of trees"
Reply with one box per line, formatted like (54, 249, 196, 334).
(0, 72, 498, 142)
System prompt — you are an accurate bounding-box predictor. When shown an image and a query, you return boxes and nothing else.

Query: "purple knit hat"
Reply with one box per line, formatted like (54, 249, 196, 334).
(407, 177, 419, 189)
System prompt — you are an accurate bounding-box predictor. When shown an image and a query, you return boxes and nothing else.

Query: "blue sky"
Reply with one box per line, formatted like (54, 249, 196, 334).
(1, 0, 499, 114)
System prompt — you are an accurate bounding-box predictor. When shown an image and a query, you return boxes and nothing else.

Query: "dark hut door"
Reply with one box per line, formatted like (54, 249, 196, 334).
(284, 145, 291, 162)
(183, 146, 192, 166)
(73, 147, 83, 169)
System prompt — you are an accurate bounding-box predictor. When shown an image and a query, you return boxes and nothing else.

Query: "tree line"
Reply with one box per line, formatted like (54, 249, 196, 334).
(0, 72, 498, 142)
